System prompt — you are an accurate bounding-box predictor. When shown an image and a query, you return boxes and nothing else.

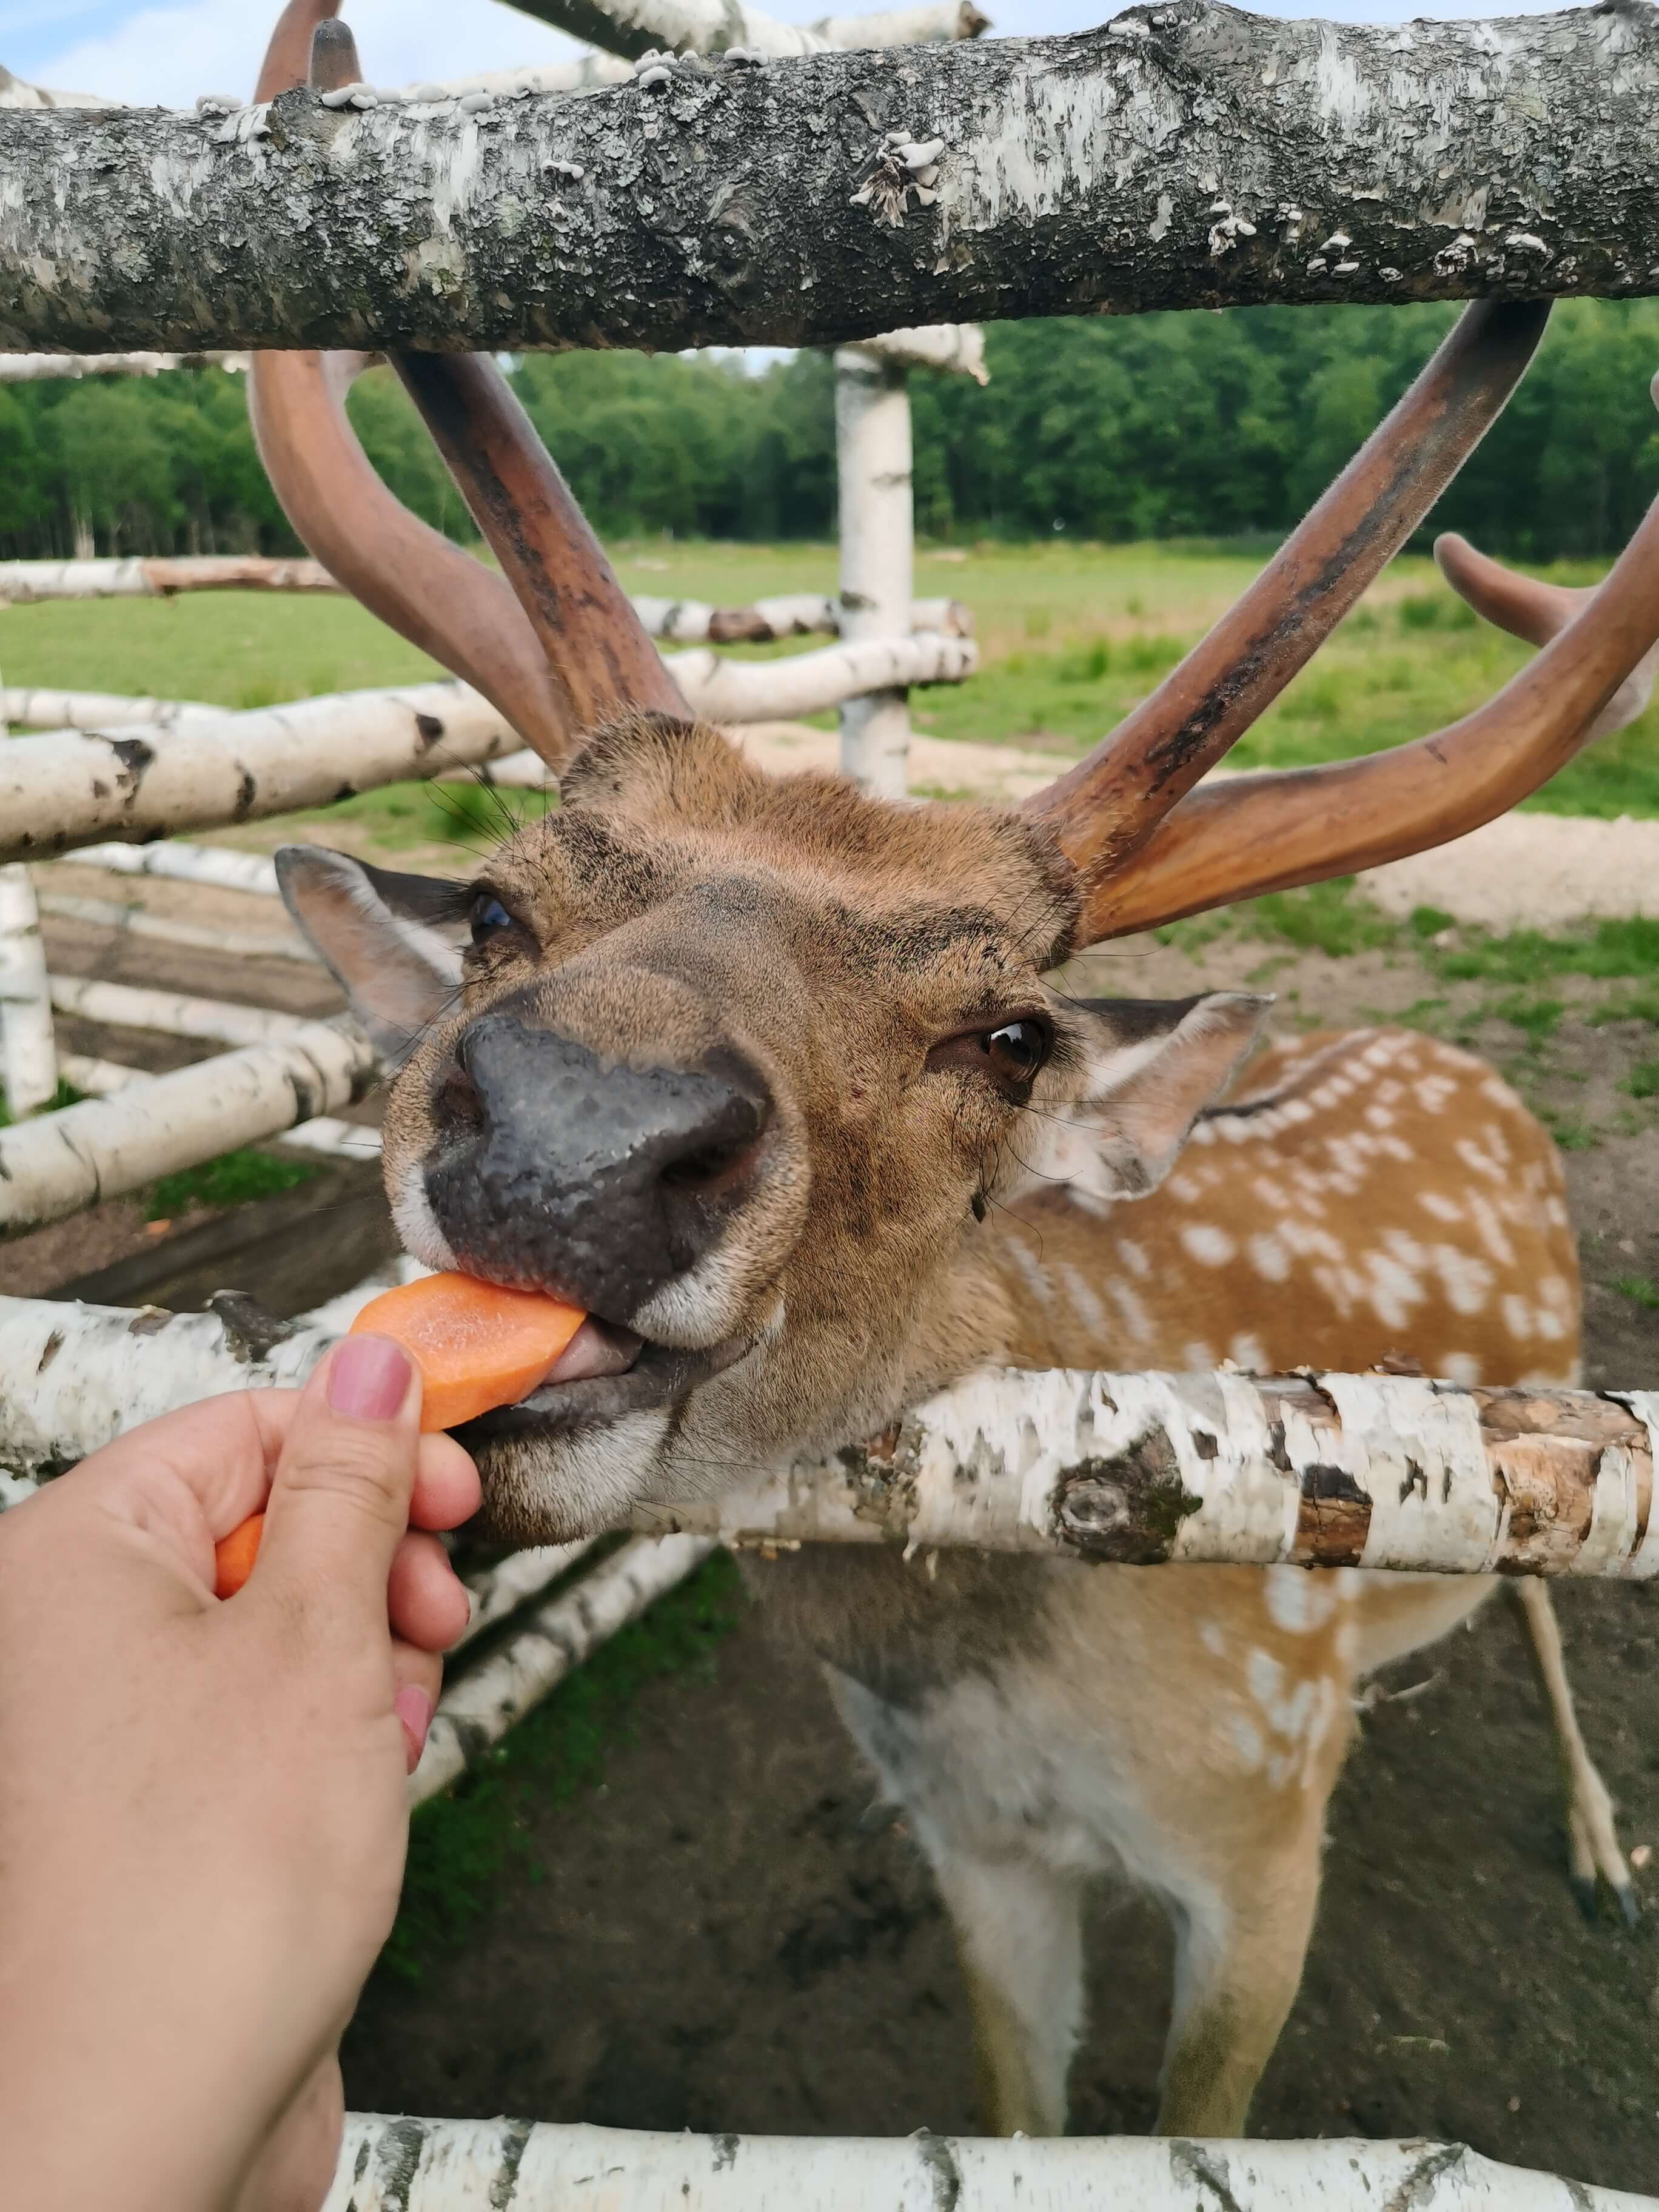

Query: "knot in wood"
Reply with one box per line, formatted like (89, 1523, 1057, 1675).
(1054, 1426, 1200, 1563)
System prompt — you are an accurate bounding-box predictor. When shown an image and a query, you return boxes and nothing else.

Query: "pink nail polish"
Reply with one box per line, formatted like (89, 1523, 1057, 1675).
(395, 1686, 435, 1772)
(328, 1335, 411, 1422)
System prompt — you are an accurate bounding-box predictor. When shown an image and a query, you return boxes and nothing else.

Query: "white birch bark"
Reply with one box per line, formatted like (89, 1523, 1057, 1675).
(2, 691, 221, 735)
(411, 1533, 712, 1803)
(632, 592, 971, 643)
(500, 0, 987, 64)
(0, 352, 244, 380)
(0, 865, 58, 1116)
(638, 1368, 1659, 1583)
(0, 684, 518, 865)
(0, 67, 109, 110)
(677, 629, 970, 726)
(0, 555, 333, 603)
(452, 1538, 598, 1652)
(324, 2115, 1654, 2212)
(47, 975, 305, 1051)
(50, 1050, 383, 1164)
(856, 323, 988, 383)
(0, 1017, 374, 1230)
(835, 349, 914, 797)
(38, 893, 320, 965)
(8, 10, 1657, 355)
(65, 842, 281, 894)
(4, 1326, 1657, 1584)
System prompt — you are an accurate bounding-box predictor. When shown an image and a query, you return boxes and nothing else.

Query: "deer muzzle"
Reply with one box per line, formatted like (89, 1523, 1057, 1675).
(424, 1013, 773, 1326)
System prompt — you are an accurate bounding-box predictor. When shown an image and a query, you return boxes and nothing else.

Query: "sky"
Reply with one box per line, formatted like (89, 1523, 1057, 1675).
(11, 0, 1580, 109)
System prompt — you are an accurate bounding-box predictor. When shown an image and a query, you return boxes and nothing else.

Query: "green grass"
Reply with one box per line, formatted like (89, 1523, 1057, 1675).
(146, 1147, 318, 1220)
(0, 1078, 82, 1127)
(1621, 1059, 1659, 1099)
(7, 540, 1659, 824)
(383, 1550, 745, 1982)
(1615, 1275, 1659, 1310)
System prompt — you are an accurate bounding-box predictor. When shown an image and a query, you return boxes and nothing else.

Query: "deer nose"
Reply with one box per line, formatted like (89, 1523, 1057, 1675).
(426, 1014, 771, 1322)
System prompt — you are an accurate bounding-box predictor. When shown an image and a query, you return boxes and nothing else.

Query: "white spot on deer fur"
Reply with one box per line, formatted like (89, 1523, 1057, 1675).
(1432, 1244, 1493, 1315)
(1334, 1616, 1359, 1664)
(1228, 1332, 1269, 1372)
(1247, 1646, 1284, 1712)
(1181, 1223, 1235, 1267)
(1116, 1238, 1150, 1278)
(1364, 1251, 1423, 1331)
(1248, 1232, 1290, 1282)
(1415, 1075, 1457, 1113)
(1005, 1237, 1051, 1305)
(1199, 1620, 1226, 1657)
(1264, 1567, 1338, 1634)
(1182, 1342, 1218, 1372)
(1227, 1713, 1265, 1769)
(1418, 1189, 1464, 1224)
(1168, 1175, 1201, 1202)
(1442, 1351, 1483, 1385)
(1059, 1264, 1108, 1339)
(1110, 1278, 1153, 1344)
(1504, 1292, 1548, 1336)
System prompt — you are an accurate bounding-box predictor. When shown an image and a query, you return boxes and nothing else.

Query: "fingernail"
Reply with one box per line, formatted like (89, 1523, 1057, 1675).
(395, 1686, 435, 1772)
(327, 1335, 412, 1423)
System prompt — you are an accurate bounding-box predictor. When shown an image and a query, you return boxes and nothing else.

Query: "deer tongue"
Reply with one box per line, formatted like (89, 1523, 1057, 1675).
(534, 1316, 643, 1390)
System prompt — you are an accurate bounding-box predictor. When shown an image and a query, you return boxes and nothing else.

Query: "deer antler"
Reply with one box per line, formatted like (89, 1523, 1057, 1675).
(1079, 480, 1659, 937)
(1433, 528, 1659, 743)
(251, 5, 685, 764)
(1019, 301, 1550, 912)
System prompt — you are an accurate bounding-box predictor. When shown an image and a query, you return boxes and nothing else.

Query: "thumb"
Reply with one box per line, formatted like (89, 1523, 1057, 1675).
(253, 1336, 424, 1639)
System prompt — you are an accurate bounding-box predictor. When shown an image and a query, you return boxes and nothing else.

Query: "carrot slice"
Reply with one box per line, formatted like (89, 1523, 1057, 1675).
(349, 1272, 588, 1433)
(214, 1511, 264, 1599)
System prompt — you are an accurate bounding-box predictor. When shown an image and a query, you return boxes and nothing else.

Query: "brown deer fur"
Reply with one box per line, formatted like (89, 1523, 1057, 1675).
(281, 712, 1625, 2139)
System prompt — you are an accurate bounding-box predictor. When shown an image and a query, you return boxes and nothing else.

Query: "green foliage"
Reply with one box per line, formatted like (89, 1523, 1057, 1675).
(1621, 1059, 1659, 1099)
(384, 1550, 745, 1980)
(1489, 994, 1566, 1044)
(147, 1148, 318, 1219)
(8, 298, 1659, 559)
(1239, 879, 1403, 959)
(1432, 916, 1659, 985)
(1615, 1275, 1659, 1310)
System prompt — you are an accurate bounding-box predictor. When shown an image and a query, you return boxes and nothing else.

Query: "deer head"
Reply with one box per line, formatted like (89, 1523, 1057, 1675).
(259, 9, 1659, 1541)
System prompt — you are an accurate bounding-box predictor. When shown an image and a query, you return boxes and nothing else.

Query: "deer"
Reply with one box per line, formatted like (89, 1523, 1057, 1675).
(250, 3, 1655, 2137)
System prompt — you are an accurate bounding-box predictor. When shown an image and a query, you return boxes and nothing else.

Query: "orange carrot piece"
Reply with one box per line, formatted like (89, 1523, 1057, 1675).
(349, 1272, 587, 1432)
(214, 1512, 264, 1599)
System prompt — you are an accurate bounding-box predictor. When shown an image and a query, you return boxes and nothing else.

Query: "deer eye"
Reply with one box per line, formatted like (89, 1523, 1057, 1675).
(927, 1014, 1053, 1093)
(469, 891, 517, 948)
(984, 1019, 1051, 1085)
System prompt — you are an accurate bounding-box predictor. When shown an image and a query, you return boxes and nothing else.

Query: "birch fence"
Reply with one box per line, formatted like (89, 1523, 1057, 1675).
(3, 5, 1658, 2206)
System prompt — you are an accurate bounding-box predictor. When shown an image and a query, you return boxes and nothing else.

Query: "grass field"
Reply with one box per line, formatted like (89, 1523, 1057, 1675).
(7, 537, 1658, 820)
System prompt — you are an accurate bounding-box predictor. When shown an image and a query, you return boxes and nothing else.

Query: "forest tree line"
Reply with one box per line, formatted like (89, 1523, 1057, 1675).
(0, 298, 1652, 563)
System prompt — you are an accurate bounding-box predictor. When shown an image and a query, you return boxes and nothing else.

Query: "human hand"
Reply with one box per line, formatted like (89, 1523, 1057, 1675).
(0, 1336, 480, 2212)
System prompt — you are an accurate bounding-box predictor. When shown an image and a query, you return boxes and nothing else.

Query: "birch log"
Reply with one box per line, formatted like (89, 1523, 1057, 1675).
(411, 1534, 712, 1801)
(0, 66, 108, 110)
(675, 629, 973, 723)
(0, 555, 334, 602)
(501, 0, 987, 62)
(4, 1325, 1658, 1583)
(48, 1050, 383, 1164)
(0, 865, 58, 1115)
(2, 691, 221, 735)
(0, 1016, 374, 1229)
(836, 349, 915, 797)
(0, 352, 244, 381)
(0, 683, 518, 862)
(39, 893, 320, 964)
(324, 2118, 1652, 2212)
(47, 975, 304, 1050)
(66, 842, 281, 894)
(633, 592, 971, 643)
(7, 6, 1659, 354)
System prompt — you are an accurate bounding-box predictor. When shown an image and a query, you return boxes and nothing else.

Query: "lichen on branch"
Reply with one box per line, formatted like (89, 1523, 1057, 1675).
(1, 2, 1657, 355)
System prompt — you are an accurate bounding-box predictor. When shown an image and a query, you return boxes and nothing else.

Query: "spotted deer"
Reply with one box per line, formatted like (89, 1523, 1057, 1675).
(256, 4, 1654, 2135)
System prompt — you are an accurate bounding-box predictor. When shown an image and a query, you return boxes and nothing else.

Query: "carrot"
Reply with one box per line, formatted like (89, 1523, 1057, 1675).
(213, 1512, 264, 1600)
(348, 1271, 588, 1433)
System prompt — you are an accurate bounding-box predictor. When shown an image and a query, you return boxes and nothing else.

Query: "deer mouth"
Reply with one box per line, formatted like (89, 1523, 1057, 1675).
(453, 1314, 752, 1446)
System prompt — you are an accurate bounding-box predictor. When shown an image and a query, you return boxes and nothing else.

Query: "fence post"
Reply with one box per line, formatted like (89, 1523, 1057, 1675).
(0, 676, 58, 1118)
(834, 347, 914, 799)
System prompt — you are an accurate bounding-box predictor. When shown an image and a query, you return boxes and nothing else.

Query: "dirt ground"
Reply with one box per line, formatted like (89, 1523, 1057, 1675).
(11, 881, 1659, 2193)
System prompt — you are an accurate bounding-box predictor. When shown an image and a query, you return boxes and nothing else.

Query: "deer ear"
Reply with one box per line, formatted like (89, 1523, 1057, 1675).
(275, 846, 469, 1065)
(1030, 991, 1272, 1203)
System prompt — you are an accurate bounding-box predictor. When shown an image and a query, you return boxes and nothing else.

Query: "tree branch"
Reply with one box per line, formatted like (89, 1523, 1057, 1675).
(501, 0, 987, 62)
(3, 3, 1657, 354)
